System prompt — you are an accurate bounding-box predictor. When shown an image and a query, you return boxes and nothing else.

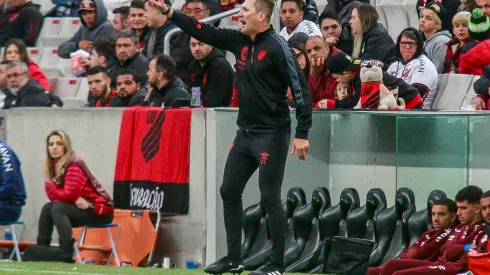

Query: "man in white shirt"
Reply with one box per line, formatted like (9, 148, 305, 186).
(279, 0, 322, 41)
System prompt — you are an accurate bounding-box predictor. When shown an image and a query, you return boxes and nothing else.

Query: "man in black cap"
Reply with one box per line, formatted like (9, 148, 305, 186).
(325, 52, 423, 109)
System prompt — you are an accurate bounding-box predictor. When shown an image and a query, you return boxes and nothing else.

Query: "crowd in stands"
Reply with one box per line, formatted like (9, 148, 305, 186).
(1, 0, 490, 110)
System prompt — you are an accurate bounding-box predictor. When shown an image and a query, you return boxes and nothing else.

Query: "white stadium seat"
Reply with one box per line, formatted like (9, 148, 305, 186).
(76, 77, 89, 100)
(39, 18, 64, 47)
(39, 47, 63, 77)
(433, 74, 474, 110)
(49, 77, 80, 98)
(27, 47, 42, 64)
(382, 3, 410, 41)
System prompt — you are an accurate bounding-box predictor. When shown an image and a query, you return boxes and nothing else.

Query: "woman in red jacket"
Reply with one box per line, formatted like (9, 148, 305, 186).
(2, 38, 50, 91)
(36, 130, 114, 262)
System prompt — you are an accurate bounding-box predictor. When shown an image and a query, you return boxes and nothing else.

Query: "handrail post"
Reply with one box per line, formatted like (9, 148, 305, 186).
(163, 7, 241, 55)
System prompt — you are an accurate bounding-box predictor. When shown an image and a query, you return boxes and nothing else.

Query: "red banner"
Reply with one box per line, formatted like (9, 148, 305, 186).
(113, 107, 191, 214)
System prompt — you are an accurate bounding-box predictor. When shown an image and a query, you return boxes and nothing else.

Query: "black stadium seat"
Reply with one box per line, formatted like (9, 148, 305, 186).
(243, 187, 307, 270)
(284, 188, 308, 249)
(286, 188, 360, 273)
(347, 188, 388, 240)
(282, 187, 331, 267)
(369, 187, 416, 267)
(241, 203, 265, 259)
(407, 190, 447, 246)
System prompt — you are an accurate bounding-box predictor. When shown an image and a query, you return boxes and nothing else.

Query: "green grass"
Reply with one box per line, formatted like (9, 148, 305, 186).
(0, 261, 203, 275)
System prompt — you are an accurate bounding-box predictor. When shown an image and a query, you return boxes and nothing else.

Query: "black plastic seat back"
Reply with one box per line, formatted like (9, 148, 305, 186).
(283, 187, 331, 267)
(407, 190, 447, 246)
(370, 187, 416, 266)
(284, 188, 307, 248)
(347, 188, 387, 240)
(241, 203, 265, 259)
(243, 187, 307, 270)
(338, 188, 361, 237)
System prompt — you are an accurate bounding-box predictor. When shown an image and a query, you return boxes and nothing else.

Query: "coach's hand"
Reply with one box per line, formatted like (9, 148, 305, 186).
(291, 138, 309, 161)
(150, 0, 172, 16)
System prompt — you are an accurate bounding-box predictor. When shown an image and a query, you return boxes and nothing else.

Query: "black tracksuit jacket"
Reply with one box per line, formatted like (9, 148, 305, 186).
(170, 11, 313, 139)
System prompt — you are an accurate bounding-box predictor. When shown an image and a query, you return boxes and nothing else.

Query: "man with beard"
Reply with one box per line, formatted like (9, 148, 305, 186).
(4, 61, 62, 109)
(110, 70, 147, 107)
(87, 66, 117, 107)
(279, 0, 321, 41)
(187, 37, 234, 107)
(146, 54, 190, 107)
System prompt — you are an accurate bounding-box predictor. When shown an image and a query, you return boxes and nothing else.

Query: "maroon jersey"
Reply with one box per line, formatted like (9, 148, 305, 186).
(437, 222, 485, 263)
(400, 228, 452, 261)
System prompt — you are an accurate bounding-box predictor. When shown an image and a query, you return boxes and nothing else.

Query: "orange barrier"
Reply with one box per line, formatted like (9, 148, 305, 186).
(73, 209, 160, 266)
(0, 241, 36, 251)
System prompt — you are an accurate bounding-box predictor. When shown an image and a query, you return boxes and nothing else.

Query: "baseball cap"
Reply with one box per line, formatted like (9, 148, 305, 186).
(79, 0, 96, 12)
(422, 2, 447, 29)
(288, 32, 309, 46)
(326, 52, 362, 74)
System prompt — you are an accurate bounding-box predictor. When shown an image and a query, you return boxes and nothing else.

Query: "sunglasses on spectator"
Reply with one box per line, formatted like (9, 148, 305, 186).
(185, 8, 209, 15)
(400, 42, 417, 49)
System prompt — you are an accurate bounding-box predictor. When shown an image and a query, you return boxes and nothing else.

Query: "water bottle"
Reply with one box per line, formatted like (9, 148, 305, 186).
(191, 87, 201, 107)
(4, 228, 12, 241)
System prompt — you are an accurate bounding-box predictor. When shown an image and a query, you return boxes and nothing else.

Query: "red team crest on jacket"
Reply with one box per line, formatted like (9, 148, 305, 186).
(258, 50, 268, 61)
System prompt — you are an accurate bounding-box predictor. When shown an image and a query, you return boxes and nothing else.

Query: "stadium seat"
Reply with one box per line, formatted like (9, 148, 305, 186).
(39, 18, 64, 47)
(286, 188, 359, 273)
(382, 3, 410, 41)
(76, 77, 89, 100)
(376, 5, 389, 32)
(407, 190, 447, 246)
(0, 221, 26, 262)
(346, 188, 387, 240)
(38, 0, 55, 15)
(59, 58, 74, 77)
(467, 75, 480, 96)
(243, 187, 308, 270)
(433, 74, 474, 110)
(27, 47, 42, 64)
(60, 17, 82, 39)
(403, 2, 419, 29)
(50, 77, 80, 98)
(369, 187, 416, 266)
(282, 187, 330, 268)
(40, 47, 64, 77)
(75, 223, 122, 266)
(241, 203, 266, 259)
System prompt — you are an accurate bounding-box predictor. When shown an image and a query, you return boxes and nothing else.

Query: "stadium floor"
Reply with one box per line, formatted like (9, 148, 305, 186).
(0, 262, 321, 275)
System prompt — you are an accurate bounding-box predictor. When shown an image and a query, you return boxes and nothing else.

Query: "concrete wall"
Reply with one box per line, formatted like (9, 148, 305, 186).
(2, 108, 490, 268)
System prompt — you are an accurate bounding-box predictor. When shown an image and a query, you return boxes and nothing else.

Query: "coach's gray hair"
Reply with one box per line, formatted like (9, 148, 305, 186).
(116, 29, 139, 46)
(6, 61, 28, 73)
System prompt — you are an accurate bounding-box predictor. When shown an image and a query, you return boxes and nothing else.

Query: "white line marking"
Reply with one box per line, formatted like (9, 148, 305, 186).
(0, 267, 107, 275)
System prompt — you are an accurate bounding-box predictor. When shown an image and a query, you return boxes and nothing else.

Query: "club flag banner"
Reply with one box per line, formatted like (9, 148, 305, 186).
(113, 107, 191, 214)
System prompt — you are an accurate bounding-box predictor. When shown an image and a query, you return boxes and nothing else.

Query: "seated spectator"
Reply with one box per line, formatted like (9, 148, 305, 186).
(88, 38, 117, 70)
(279, 0, 322, 41)
(419, 2, 452, 73)
(110, 70, 147, 107)
(0, 63, 7, 108)
(87, 66, 117, 107)
(171, 0, 213, 80)
(443, 11, 471, 73)
(458, 9, 490, 75)
(45, 0, 80, 17)
(367, 198, 457, 275)
(143, 0, 176, 60)
(186, 37, 234, 107)
(0, 0, 43, 47)
(473, 65, 490, 110)
(37, 130, 114, 263)
(325, 52, 422, 109)
(110, 30, 149, 88)
(129, 0, 150, 50)
(287, 41, 310, 107)
(58, 0, 116, 59)
(305, 36, 340, 108)
(112, 6, 131, 34)
(418, 0, 460, 31)
(3, 38, 50, 91)
(458, 0, 479, 13)
(387, 28, 438, 109)
(334, 81, 350, 100)
(349, 4, 396, 66)
(146, 54, 190, 107)
(319, 10, 353, 55)
(0, 132, 26, 224)
(372, 186, 485, 275)
(3, 61, 62, 108)
(0, 0, 10, 46)
(323, 0, 360, 30)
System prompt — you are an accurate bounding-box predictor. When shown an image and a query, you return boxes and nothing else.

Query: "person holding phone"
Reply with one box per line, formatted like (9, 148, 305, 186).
(148, 0, 312, 274)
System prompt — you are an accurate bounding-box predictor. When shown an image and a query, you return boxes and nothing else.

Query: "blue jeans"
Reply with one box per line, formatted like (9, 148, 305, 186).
(0, 205, 21, 224)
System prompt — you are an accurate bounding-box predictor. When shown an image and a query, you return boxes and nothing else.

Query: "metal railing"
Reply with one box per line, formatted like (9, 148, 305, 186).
(163, 7, 241, 55)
